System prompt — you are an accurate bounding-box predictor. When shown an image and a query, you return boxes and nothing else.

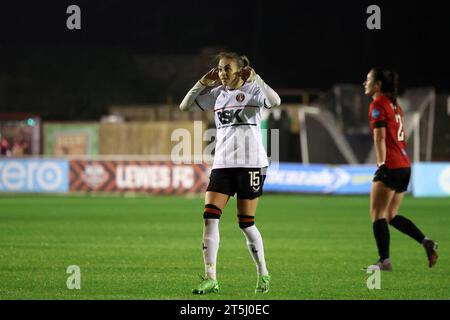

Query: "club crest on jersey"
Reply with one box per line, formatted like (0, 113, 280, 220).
(236, 93, 245, 102)
(372, 108, 380, 119)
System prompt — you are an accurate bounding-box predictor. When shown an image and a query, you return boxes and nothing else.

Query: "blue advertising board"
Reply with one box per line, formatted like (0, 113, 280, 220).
(0, 159, 69, 193)
(412, 163, 450, 197)
(265, 163, 377, 194)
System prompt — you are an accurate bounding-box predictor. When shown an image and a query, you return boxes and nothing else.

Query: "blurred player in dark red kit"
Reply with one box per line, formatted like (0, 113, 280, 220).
(363, 68, 438, 271)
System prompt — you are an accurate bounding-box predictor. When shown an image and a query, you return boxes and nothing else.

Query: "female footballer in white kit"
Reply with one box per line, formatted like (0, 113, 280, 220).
(180, 52, 281, 294)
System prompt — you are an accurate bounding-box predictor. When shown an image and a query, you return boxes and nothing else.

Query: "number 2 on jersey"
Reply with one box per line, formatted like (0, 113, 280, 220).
(395, 114, 405, 141)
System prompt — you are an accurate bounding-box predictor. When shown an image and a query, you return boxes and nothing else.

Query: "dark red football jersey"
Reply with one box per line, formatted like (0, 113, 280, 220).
(368, 95, 411, 169)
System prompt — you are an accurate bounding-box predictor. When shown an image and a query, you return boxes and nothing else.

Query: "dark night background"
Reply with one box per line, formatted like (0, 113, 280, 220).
(1, 0, 449, 120)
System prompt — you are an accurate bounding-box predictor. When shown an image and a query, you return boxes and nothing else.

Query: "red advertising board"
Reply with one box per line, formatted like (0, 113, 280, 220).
(70, 160, 210, 194)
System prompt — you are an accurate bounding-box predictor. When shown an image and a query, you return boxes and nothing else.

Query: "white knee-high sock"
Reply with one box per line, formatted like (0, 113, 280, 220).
(241, 225, 269, 276)
(202, 219, 220, 280)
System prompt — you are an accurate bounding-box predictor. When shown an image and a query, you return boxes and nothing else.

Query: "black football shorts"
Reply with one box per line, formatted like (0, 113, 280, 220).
(373, 167, 411, 193)
(206, 167, 267, 199)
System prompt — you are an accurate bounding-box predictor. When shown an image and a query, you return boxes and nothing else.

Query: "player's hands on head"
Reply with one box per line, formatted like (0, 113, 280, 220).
(200, 68, 220, 86)
(240, 66, 256, 82)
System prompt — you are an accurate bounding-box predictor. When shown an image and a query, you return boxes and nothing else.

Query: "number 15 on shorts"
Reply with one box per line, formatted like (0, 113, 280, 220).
(249, 171, 261, 191)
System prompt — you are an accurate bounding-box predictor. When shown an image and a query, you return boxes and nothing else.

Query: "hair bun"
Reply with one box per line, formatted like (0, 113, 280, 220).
(241, 55, 250, 67)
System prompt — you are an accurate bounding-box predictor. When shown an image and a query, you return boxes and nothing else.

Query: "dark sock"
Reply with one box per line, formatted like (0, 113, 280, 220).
(390, 215, 426, 244)
(373, 219, 390, 261)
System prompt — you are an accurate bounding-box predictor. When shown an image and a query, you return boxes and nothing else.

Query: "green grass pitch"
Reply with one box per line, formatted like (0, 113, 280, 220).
(0, 194, 449, 300)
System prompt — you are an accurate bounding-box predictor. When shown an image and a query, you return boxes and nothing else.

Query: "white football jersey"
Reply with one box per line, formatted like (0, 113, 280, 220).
(195, 82, 271, 169)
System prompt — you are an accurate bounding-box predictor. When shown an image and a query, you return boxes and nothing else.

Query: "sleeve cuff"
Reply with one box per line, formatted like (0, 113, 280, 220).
(373, 121, 387, 128)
